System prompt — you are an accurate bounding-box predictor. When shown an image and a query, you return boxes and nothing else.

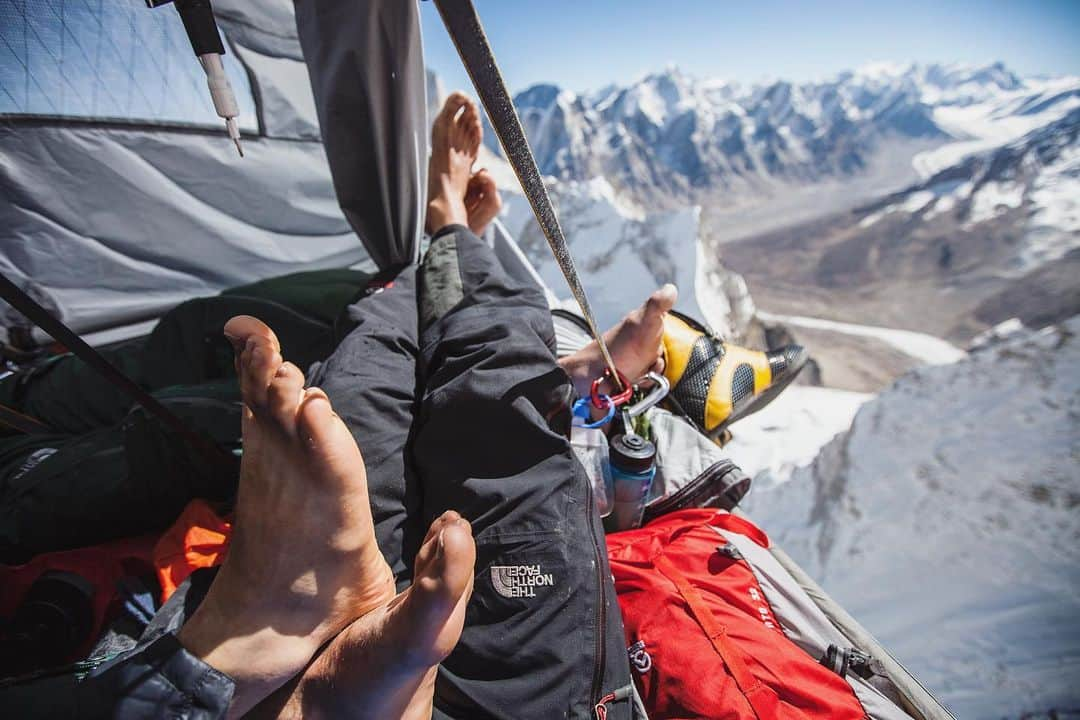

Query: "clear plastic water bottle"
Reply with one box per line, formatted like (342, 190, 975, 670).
(570, 425, 614, 518)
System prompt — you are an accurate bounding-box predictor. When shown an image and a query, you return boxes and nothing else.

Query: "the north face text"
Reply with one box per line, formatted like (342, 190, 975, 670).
(490, 564, 555, 598)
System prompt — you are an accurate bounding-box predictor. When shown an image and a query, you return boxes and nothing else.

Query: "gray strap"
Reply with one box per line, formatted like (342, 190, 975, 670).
(433, 0, 624, 390)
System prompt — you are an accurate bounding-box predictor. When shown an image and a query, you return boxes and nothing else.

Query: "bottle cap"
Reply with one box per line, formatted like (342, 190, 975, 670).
(609, 433, 656, 473)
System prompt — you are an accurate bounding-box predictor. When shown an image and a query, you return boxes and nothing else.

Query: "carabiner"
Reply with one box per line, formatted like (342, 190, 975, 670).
(590, 367, 633, 409)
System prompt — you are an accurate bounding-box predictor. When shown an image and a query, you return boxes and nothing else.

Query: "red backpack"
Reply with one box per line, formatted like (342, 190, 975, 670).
(607, 509, 868, 720)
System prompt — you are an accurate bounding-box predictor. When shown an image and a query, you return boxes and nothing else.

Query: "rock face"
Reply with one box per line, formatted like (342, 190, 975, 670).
(742, 317, 1080, 720)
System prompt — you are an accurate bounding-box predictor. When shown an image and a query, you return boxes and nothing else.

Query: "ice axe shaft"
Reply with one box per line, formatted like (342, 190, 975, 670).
(433, 0, 624, 391)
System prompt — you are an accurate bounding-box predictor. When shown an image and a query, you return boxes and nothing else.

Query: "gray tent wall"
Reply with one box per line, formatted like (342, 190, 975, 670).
(0, 0, 427, 343)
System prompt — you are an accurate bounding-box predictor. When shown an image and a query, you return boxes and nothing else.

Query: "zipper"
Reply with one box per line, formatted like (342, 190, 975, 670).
(582, 448, 607, 713)
(593, 685, 632, 720)
(641, 459, 744, 524)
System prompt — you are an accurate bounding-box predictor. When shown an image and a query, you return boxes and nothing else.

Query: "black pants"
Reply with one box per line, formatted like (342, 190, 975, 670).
(309, 224, 632, 719)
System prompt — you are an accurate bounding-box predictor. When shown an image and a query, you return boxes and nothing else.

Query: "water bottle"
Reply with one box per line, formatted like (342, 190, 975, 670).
(570, 425, 614, 518)
(606, 432, 657, 532)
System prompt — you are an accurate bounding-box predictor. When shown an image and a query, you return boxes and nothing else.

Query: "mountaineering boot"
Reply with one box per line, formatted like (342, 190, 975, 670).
(661, 310, 808, 442)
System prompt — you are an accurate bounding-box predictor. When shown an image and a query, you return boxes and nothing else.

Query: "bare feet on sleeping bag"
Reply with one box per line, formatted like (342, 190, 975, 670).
(426, 91, 502, 236)
(559, 283, 679, 400)
(177, 315, 397, 717)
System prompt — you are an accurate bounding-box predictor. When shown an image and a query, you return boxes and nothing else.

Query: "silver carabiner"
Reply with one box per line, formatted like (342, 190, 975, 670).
(624, 371, 670, 419)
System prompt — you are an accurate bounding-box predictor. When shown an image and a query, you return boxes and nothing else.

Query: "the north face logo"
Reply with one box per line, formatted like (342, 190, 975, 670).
(11, 447, 57, 480)
(490, 564, 555, 598)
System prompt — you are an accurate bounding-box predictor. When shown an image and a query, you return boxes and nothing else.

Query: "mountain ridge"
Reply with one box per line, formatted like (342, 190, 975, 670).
(490, 61, 1080, 210)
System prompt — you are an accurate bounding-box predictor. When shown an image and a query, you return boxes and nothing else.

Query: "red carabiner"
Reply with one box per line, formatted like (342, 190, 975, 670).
(590, 367, 632, 409)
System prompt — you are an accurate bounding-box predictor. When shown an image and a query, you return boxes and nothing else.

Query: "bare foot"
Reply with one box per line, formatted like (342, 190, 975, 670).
(250, 511, 476, 720)
(559, 284, 679, 399)
(177, 316, 395, 717)
(465, 168, 502, 235)
(426, 92, 482, 234)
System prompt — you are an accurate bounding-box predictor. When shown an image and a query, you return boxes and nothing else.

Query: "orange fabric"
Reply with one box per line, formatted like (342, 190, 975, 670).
(152, 499, 233, 603)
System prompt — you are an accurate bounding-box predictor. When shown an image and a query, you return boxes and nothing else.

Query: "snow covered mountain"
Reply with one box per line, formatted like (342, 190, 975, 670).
(722, 101, 1080, 351)
(858, 105, 1080, 273)
(471, 59, 1080, 720)
(500, 176, 756, 337)
(495, 62, 1080, 209)
(741, 317, 1080, 719)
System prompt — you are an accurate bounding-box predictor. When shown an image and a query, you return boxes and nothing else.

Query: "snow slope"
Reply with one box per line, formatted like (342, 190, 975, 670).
(913, 75, 1080, 177)
(742, 317, 1080, 719)
(857, 106, 1080, 274)
(723, 385, 870, 484)
(756, 311, 967, 366)
(502, 177, 756, 337)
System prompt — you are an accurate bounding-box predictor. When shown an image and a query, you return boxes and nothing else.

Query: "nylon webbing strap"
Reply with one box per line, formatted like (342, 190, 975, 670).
(0, 273, 234, 471)
(0, 401, 53, 434)
(433, 0, 624, 391)
(653, 554, 777, 719)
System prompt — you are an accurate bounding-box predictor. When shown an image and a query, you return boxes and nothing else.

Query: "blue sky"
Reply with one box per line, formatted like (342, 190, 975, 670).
(420, 0, 1080, 94)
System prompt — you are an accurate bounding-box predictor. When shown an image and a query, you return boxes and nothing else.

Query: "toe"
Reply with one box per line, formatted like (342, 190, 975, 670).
(296, 388, 334, 443)
(240, 337, 283, 414)
(266, 361, 305, 434)
(296, 387, 361, 465)
(459, 103, 481, 152)
(440, 92, 470, 123)
(471, 169, 497, 197)
(224, 315, 279, 353)
(466, 170, 501, 234)
(224, 315, 279, 371)
(418, 511, 464, 557)
(225, 315, 282, 408)
(401, 519, 474, 665)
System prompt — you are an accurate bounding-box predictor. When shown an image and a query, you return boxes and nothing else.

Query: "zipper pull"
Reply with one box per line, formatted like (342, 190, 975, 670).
(594, 684, 633, 719)
(716, 541, 742, 560)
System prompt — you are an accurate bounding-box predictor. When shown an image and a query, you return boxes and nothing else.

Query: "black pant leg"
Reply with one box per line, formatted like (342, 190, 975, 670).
(306, 268, 423, 588)
(415, 226, 632, 720)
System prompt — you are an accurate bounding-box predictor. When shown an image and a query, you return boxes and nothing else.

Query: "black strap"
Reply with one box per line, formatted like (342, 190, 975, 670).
(0, 273, 234, 471)
(0, 401, 53, 434)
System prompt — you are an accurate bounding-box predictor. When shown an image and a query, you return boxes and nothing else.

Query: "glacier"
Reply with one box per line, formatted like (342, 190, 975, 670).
(742, 318, 1080, 719)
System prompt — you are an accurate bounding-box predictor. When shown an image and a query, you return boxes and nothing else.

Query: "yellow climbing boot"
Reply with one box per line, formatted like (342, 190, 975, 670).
(661, 310, 808, 441)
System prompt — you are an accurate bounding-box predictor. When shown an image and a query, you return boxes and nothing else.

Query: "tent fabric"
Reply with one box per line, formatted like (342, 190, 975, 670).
(1, 0, 426, 340)
(0, 1, 259, 131)
(0, 123, 365, 339)
(294, 0, 428, 270)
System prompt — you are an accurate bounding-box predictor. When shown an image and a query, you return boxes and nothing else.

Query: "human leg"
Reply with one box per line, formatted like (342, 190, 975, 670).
(305, 268, 424, 586)
(413, 221, 635, 719)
